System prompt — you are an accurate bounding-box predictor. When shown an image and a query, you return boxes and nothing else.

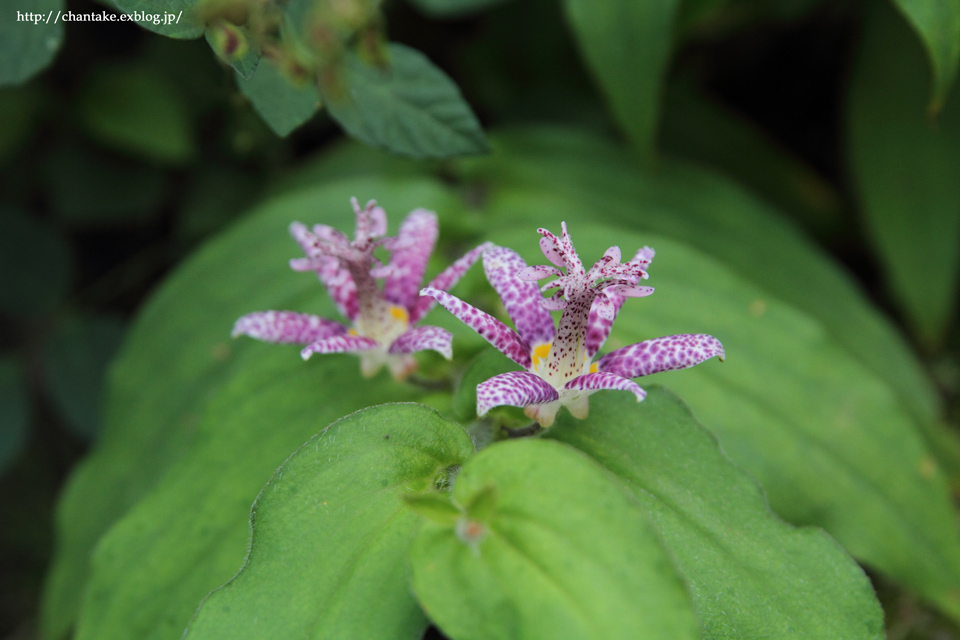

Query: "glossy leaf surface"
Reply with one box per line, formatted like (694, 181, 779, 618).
(0, 0, 64, 87)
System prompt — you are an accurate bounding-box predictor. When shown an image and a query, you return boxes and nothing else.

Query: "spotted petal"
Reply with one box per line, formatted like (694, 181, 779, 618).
(477, 371, 560, 416)
(564, 372, 646, 402)
(300, 335, 380, 360)
(483, 246, 556, 347)
(232, 311, 349, 344)
(383, 209, 438, 311)
(597, 334, 725, 378)
(388, 325, 453, 360)
(420, 286, 532, 369)
(585, 248, 656, 358)
(409, 242, 492, 324)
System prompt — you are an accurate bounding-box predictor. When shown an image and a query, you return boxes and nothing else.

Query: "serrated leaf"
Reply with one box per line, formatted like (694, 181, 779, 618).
(177, 404, 474, 639)
(484, 219, 960, 623)
(0, 0, 64, 87)
(0, 207, 70, 316)
(561, 0, 678, 157)
(410, 438, 699, 640)
(237, 61, 320, 137)
(112, 0, 204, 38)
(547, 390, 884, 639)
(324, 43, 489, 158)
(848, 0, 960, 347)
(0, 358, 30, 476)
(890, 0, 960, 108)
(40, 178, 464, 640)
(78, 65, 195, 164)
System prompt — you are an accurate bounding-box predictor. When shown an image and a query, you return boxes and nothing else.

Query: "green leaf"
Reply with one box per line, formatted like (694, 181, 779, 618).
(78, 64, 195, 164)
(410, 438, 699, 640)
(547, 390, 885, 639)
(205, 26, 259, 79)
(406, 0, 512, 17)
(237, 61, 321, 137)
(324, 43, 489, 158)
(485, 219, 960, 623)
(112, 0, 204, 38)
(0, 358, 30, 476)
(561, 0, 679, 156)
(0, 0, 64, 87)
(178, 404, 474, 639)
(890, 0, 960, 108)
(0, 207, 70, 316)
(42, 316, 126, 442)
(0, 86, 44, 162)
(405, 492, 461, 525)
(848, 0, 960, 347)
(40, 177, 464, 640)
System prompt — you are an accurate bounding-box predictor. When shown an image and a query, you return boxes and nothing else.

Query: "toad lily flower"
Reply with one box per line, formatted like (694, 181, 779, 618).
(233, 198, 491, 380)
(421, 223, 725, 427)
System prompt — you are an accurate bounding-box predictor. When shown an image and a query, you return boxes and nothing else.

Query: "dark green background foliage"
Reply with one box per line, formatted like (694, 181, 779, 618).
(1, 0, 960, 637)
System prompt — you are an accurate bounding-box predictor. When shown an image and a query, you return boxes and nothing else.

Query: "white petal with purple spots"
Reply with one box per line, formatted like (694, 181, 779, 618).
(483, 246, 555, 347)
(409, 242, 492, 324)
(383, 209, 438, 311)
(563, 372, 646, 402)
(597, 334, 725, 378)
(232, 311, 349, 344)
(477, 371, 559, 416)
(388, 325, 453, 360)
(300, 334, 381, 360)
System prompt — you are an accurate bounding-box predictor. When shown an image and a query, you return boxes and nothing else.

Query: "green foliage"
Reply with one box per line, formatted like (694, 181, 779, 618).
(410, 437, 700, 640)
(0, 0, 64, 87)
(562, 0, 678, 157)
(182, 403, 474, 639)
(0, 208, 70, 316)
(848, 0, 960, 347)
(324, 44, 490, 158)
(113, 0, 205, 38)
(237, 62, 321, 137)
(0, 358, 29, 476)
(406, 0, 513, 17)
(890, 0, 960, 108)
(547, 390, 885, 639)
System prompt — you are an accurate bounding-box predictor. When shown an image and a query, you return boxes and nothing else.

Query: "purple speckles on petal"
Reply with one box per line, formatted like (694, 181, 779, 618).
(564, 372, 646, 402)
(388, 325, 453, 360)
(409, 242, 492, 324)
(420, 286, 533, 369)
(477, 371, 559, 416)
(300, 334, 381, 360)
(597, 334, 725, 379)
(383, 209, 438, 311)
(483, 246, 555, 347)
(232, 311, 349, 344)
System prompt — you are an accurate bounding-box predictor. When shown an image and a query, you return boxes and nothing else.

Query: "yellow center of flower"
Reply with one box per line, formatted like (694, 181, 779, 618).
(390, 306, 409, 324)
(532, 341, 598, 380)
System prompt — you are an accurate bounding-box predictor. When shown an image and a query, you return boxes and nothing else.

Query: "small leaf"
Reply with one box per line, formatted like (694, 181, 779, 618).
(324, 43, 489, 158)
(561, 0, 679, 157)
(405, 492, 461, 524)
(410, 438, 699, 640)
(0, 358, 30, 476)
(848, 0, 960, 347)
(112, 0, 204, 38)
(0, 207, 70, 316)
(183, 404, 474, 639)
(78, 65, 195, 164)
(0, 0, 64, 87)
(237, 62, 321, 137)
(205, 24, 259, 79)
(547, 390, 885, 639)
(890, 0, 960, 109)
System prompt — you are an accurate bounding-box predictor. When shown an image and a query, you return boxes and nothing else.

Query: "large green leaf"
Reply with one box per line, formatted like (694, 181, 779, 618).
(410, 438, 699, 640)
(40, 178, 464, 640)
(455, 127, 948, 469)
(0, 0, 64, 87)
(237, 61, 321, 137)
(547, 390, 884, 639)
(324, 44, 489, 158)
(184, 403, 473, 639)
(561, 0, 679, 156)
(848, 0, 960, 347)
(112, 0, 204, 38)
(890, 0, 960, 108)
(485, 219, 960, 622)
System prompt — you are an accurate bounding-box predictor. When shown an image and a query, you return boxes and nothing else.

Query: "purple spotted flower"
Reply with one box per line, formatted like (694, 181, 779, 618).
(233, 198, 490, 380)
(422, 223, 725, 427)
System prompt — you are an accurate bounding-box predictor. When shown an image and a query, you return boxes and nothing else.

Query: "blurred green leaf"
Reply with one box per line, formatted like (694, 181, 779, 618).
(112, 0, 204, 38)
(205, 26, 259, 79)
(42, 315, 126, 442)
(548, 390, 884, 639)
(890, 0, 960, 108)
(406, 0, 512, 17)
(848, 0, 960, 347)
(78, 65, 195, 164)
(0, 0, 64, 87)
(43, 144, 167, 224)
(237, 62, 321, 137)
(0, 87, 43, 163)
(487, 218, 960, 624)
(178, 166, 263, 240)
(0, 208, 70, 316)
(41, 178, 463, 640)
(562, 0, 678, 157)
(324, 44, 489, 158)
(411, 438, 699, 640)
(183, 404, 473, 639)
(0, 358, 29, 476)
